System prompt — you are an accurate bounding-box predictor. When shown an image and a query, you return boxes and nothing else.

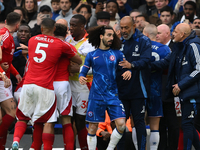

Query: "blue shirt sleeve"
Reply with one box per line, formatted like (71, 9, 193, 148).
(79, 52, 92, 77)
(14, 50, 22, 57)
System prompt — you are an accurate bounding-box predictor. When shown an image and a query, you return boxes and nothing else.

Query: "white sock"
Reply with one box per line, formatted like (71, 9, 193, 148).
(149, 130, 159, 150)
(107, 128, 123, 150)
(132, 127, 138, 150)
(87, 134, 97, 150)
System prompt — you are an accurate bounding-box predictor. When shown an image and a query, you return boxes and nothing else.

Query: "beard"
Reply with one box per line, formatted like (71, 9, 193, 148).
(102, 38, 113, 47)
(122, 28, 134, 40)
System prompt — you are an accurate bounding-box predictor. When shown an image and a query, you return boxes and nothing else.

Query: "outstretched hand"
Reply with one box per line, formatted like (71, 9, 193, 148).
(119, 58, 132, 69)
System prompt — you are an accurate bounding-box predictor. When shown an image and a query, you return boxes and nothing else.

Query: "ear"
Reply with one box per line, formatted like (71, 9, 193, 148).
(81, 24, 85, 30)
(172, 14, 175, 20)
(133, 23, 136, 29)
(100, 34, 103, 40)
(5, 20, 6, 24)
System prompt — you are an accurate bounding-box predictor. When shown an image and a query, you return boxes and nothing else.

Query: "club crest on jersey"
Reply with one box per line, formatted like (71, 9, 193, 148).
(88, 111, 94, 118)
(135, 45, 139, 52)
(109, 55, 115, 61)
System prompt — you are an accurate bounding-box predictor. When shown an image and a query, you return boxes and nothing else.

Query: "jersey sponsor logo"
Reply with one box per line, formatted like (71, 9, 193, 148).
(87, 111, 94, 118)
(93, 56, 99, 60)
(109, 55, 115, 61)
(188, 111, 194, 118)
(132, 52, 140, 56)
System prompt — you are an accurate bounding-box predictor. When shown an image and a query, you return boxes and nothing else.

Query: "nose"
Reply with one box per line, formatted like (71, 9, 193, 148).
(110, 36, 113, 40)
(121, 28, 125, 33)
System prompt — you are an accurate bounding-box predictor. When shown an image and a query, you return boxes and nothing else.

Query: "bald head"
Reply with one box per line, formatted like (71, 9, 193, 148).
(56, 19, 68, 28)
(173, 23, 191, 42)
(121, 16, 134, 25)
(176, 23, 191, 36)
(143, 24, 157, 40)
(54, 19, 68, 40)
(120, 16, 136, 40)
(156, 24, 171, 44)
(157, 24, 170, 34)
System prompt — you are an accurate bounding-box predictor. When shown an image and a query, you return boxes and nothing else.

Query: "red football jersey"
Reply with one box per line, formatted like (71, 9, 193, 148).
(54, 52, 70, 81)
(0, 27, 15, 79)
(24, 34, 77, 90)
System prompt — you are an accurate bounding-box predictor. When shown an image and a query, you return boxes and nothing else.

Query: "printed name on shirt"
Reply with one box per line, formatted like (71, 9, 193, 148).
(35, 36, 54, 43)
(152, 45, 159, 50)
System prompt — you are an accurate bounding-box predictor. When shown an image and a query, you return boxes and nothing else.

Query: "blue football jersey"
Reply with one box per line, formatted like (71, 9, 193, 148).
(151, 41, 171, 96)
(79, 48, 125, 101)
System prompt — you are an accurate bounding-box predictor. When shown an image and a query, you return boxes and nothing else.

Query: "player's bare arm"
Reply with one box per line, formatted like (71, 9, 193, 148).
(70, 53, 82, 65)
(68, 61, 80, 73)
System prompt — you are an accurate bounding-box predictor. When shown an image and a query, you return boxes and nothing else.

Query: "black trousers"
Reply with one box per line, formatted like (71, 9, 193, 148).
(194, 104, 200, 133)
(158, 101, 179, 150)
